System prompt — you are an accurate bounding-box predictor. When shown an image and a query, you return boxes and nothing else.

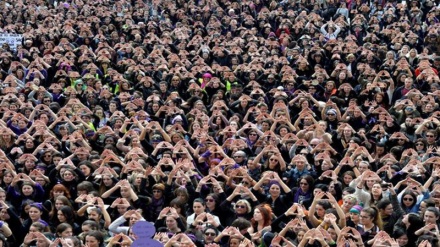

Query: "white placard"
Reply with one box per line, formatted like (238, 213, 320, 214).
(0, 33, 23, 50)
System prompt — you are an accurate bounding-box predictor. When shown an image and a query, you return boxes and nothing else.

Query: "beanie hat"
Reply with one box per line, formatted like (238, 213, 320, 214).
(349, 205, 363, 214)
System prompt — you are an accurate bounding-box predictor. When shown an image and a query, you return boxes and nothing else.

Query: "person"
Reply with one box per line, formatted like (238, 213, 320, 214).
(2, 0, 440, 246)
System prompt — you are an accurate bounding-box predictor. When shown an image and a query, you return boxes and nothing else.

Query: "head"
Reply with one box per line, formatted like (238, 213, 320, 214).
(85, 231, 104, 247)
(56, 223, 73, 238)
(360, 207, 383, 229)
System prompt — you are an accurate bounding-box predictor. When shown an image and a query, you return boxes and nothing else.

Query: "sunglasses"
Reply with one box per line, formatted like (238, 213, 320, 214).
(270, 158, 278, 161)
(403, 197, 413, 201)
(249, 133, 257, 136)
(416, 143, 424, 146)
(205, 232, 216, 237)
(235, 205, 246, 209)
(427, 135, 435, 137)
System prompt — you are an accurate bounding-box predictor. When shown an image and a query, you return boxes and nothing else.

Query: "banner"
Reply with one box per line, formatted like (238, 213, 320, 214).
(0, 33, 23, 50)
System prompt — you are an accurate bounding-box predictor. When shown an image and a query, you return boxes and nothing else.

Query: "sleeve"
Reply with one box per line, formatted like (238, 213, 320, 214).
(354, 186, 371, 207)
(108, 216, 130, 235)
(389, 193, 404, 218)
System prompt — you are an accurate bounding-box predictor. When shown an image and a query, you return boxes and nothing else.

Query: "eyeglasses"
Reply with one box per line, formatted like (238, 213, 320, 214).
(427, 135, 435, 138)
(206, 199, 214, 202)
(416, 143, 424, 146)
(153, 190, 162, 193)
(403, 197, 414, 201)
(235, 205, 246, 209)
(205, 232, 216, 237)
(249, 133, 257, 136)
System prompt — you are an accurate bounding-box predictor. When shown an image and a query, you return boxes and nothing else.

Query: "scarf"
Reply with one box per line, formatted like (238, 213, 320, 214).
(294, 188, 310, 204)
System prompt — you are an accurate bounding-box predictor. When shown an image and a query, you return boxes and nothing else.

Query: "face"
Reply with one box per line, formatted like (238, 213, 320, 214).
(269, 184, 281, 196)
(253, 208, 263, 221)
(343, 175, 353, 185)
(57, 210, 67, 222)
(235, 202, 247, 215)
(402, 195, 414, 207)
(85, 236, 100, 247)
(204, 229, 216, 243)
(424, 211, 438, 224)
(88, 211, 100, 222)
(80, 165, 91, 176)
(383, 204, 393, 216)
(299, 179, 309, 191)
(359, 212, 372, 225)
(28, 207, 42, 221)
(396, 234, 408, 246)
(102, 175, 113, 186)
(350, 212, 360, 222)
(371, 184, 382, 195)
(165, 216, 177, 230)
(152, 189, 163, 199)
(63, 171, 75, 182)
(22, 185, 34, 196)
(315, 205, 325, 218)
(193, 202, 205, 215)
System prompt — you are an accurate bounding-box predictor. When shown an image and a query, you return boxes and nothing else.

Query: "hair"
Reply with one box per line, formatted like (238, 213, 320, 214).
(64, 236, 82, 247)
(362, 207, 383, 230)
(235, 199, 252, 214)
(425, 207, 440, 219)
(193, 198, 205, 207)
(78, 181, 96, 194)
(343, 194, 358, 205)
(343, 187, 356, 194)
(173, 187, 189, 203)
(51, 184, 71, 199)
(82, 220, 99, 231)
(299, 175, 315, 191)
(392, 227, 407, 239)
(56, 223, 73, 237)
(377, 199, 391, 211)
(50, 195, 73, 219)
(400, 191, 417, 209)
(231, 217, 252, 231)
(85, 231, 104, 245)
(251, 204, 273, 228)
(30, 222, 46, 232)
(58, 205, 77, 224)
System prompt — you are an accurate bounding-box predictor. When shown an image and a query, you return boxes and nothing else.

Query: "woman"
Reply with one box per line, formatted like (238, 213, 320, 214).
(84, 230, 105, 247)
(354, 174, 383, 207)
(249, 204, 272, 235)
(154, 207, 186, 234)
(7, 179, 45, 212)
(347, 205, 363, 227)
(398, 213, 424, 247)
(56, 223, 74, 238)
(393, 228, 409, 247)
(23, 203, 50, 233)
(56, 206, 81, 234)
(186, 198, 221, 229)
(292, 175, 314, 208)
(400, 191, 420, 214)
(146, 183, 166, 222)
(252, 172, 293, 216)
(359, 207, 383, 244)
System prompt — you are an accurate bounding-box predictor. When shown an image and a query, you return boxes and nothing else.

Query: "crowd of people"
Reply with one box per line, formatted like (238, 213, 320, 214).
(1, 0, 440, 246)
